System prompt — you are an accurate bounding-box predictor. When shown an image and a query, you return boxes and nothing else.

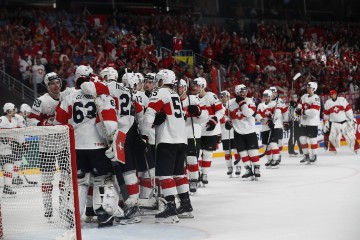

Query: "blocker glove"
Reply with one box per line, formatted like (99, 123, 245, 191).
(206, 116, 218, 131)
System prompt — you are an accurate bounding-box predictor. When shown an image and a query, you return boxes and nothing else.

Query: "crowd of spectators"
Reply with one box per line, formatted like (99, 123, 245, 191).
(0, 7, 359, 111)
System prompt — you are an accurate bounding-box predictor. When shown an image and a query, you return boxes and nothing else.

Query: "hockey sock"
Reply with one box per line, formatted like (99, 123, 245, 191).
(186, 156, 199, 181)
(224, 150, 232, 168)
(309, 138, 318, 157)
(123, 171, 140, 199)
(159, 177, 177, 198)
(269, 142, 280, 161)
(201, 150, 213, 174)
(139, 168, 155, 199)
(300, 136, 309, 155)
(234, 152, 240, 165)
(265, 145, 272, 161)
(174, 175, 189, 194)
(239, 151, 250, 166)
(248, 149, 260, 163)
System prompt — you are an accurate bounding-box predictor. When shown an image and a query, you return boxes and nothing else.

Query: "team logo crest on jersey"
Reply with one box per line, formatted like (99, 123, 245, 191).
(113, 130, 126, 164)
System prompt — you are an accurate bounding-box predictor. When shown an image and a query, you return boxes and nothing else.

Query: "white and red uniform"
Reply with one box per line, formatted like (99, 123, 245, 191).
(220, 99, 235, 141)
(142, 88, 187, 144)
(14, 113, 27, 127)
(54, 90, 118, 149)
(256, 100, 282, 131)
(199, 92, 224, 136)
(32, 64, 46, 84)
(324, 97, 359, 152)
(28, 93, 59, 126)
(229, 98, 257, 135)
(298, 94, 321, 127)
(182, 94, 208, 181)
(80, 81, 143, 133)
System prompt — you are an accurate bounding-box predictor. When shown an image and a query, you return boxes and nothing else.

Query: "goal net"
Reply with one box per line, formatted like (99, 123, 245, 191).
(0, 125, 81, 240)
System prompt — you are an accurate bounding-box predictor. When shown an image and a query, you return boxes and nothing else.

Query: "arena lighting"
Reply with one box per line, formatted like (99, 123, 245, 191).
(53, 1, 56, 8)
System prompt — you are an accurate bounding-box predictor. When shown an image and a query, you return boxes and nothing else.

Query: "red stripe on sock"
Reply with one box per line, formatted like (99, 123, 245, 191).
(225, 154, 231, 160)
(234, 153, 240, 159)
(310, 144, 318, 149)
(174, 177, 189, 186)
(202, 160, 212, 168)
(279, 146, 283, 151)
(242, 156, 250, 163)
(301, 144, 308, 149)
(160, 178, 176, 189)
(188, 163, 199, 172)
(272, 149, 280, 154)
(266, 151, 271, 156)
(198, 160, 203, 167)
(127, 183, 139, 195)
(251, 156, 260, 163)
(140, 178, 152, 189)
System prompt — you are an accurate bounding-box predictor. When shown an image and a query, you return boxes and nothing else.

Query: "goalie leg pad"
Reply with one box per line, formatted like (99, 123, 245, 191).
(329, 122, 342, 148)
(78, 172, 90, 217)
(93, 175, 119, 216)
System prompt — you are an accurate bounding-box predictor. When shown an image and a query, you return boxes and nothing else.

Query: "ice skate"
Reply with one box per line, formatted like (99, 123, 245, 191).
(253, 165, 261, 181)
(177, 198, 194, 219)
(271, 160, 280, 169)
(309, 154, 317, 164)
(235, 166, 241, 177)
(155, 201, 179, 223)
(265, 159, 273, 168)
(201, 173, 208, 185)
(300, 154, 310, 164)
(242, 166, 254, 181)
(189, 180, 198, 193)
(289, 152, 298, 157)
(227, 166, 233, 177)
(96, 208, 114, 228)
(85, 207, 97, 223)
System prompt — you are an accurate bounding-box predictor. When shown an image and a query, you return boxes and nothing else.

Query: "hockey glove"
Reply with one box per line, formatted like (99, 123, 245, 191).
(105, 146, 115, 161)
(153, 112, 166, 126)
(225, 120, 233, 130)
(206, 116, 218, 131)
(294, 108, 302, 116)
(283, 122, 289, 131)
(187, 105, 201, 117)
(289, 100, 297, 108)
(235, 96, 246, 107)
(268, 120, 275, 130)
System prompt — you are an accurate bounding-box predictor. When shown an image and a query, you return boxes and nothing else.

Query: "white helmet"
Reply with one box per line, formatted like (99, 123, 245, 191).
(156, 69, 176, 85)
(307, 81, 318, 91)
(235, 84, 247, 95)
(269, 86, 277, 93)
(75, 65, 93, 81)
(177, 79, 187, 88)
(220, 90, 230, 98)
(20, 103, 31, 114)
(3, 103, 15, 113)
(44, 72, 62, 88)
(144, 73, 156, 82)
(122, 72, 139, 88)
(262, 89, 273, 98)
(135, 73, 144, 83)
(100, 67, 118, 82)
(192, 77, 207, 88)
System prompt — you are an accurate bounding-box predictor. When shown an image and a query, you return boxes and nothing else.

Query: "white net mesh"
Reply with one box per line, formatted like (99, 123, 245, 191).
(0, 125, 79, 240)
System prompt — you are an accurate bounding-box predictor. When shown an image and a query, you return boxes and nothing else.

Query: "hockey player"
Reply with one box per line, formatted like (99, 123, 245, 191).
(80, 71, 144, 221)
(323, 90, 359, 153)
(0, 103, 18, 196)
(54, 74, 122, 228)
(219, 90, 241, 177)
(144, 73, 157, 98)
(177, 79, 208, 192)
(227, 85, 261, 179)
(192, 77, 225, 185)
(269, 86, 288, 163)
(256, 90, 282, 168)
(295, 82, 321, 164)
(141, 69, 193, 223)
(18, 103, 32, 123)
(27, 72, 70, 219)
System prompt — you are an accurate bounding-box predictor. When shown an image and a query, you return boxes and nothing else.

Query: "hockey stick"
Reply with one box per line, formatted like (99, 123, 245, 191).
(291, 73, 301, 145)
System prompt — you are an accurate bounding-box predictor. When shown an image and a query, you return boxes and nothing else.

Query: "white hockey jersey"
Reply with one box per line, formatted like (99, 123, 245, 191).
(81, 81, 143, 134)
(181, 94, 208, 139)
(55, 89, 118, 149)
(199, 91, 225, 136)
(274, 97, 289, 125)
(220, 100, 235, 140)
(228, 97, 257, 135)
(297, 93, 321, 126)
(256, 100, 282, 132)
(134, 91, 149, 108)
(14, 113, 26, 127)
(141, 87, 187, 144)
(0, 116, 20, 155)
(323, 97, 353, 123)
(28, 93, 59, 126)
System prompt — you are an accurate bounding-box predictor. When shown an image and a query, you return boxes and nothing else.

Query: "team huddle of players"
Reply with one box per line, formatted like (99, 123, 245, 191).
(0, 65, 358, 227)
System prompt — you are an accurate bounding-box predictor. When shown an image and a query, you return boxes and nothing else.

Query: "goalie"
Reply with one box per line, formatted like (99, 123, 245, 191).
(323, 90, 359, 153)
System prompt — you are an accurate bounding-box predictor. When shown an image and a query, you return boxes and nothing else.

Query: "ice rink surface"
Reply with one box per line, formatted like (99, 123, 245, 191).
(81, 148, 360, 240)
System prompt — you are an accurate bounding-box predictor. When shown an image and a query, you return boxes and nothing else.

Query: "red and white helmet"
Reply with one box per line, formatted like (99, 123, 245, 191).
(156, 69, 176, 85)
(75, 65, 93, 81)
(192, 77, 207, 88)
